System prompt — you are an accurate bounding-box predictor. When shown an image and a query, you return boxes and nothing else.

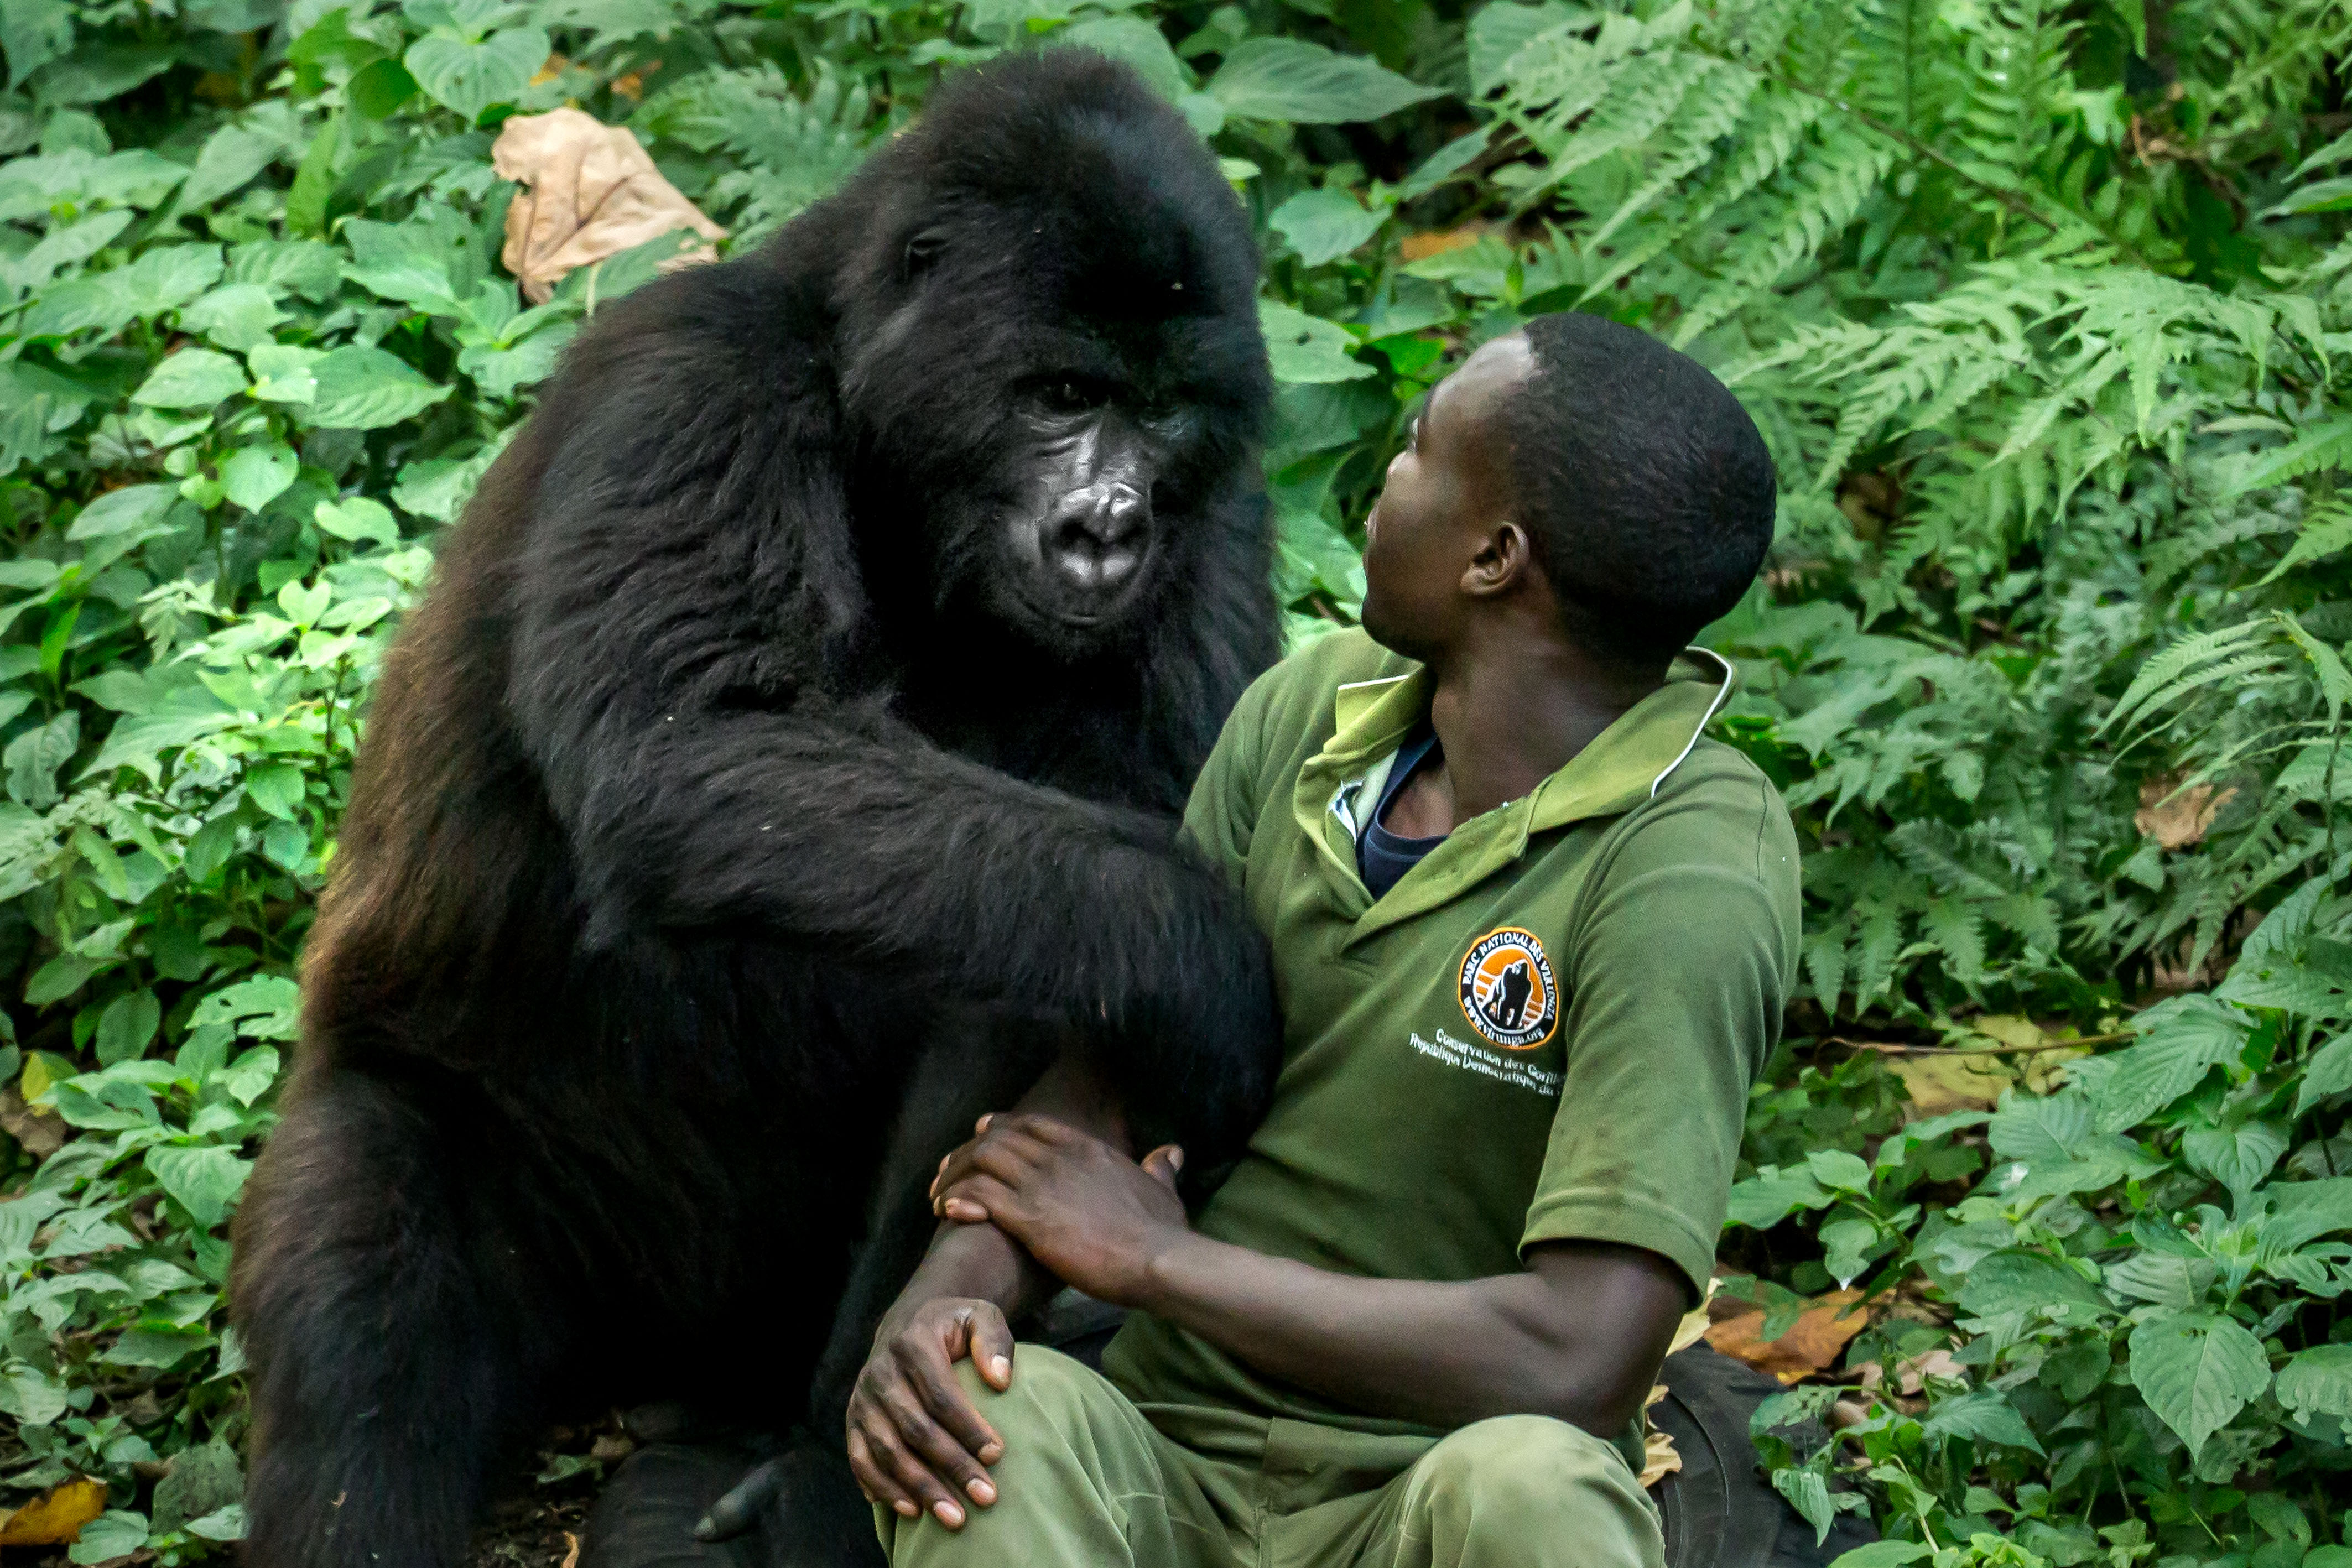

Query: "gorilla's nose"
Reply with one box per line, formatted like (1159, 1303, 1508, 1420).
(1048, 486, 1147, 594)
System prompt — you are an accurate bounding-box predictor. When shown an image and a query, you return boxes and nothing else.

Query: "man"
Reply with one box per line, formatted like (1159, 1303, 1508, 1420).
(841, 312, 1799, 1568)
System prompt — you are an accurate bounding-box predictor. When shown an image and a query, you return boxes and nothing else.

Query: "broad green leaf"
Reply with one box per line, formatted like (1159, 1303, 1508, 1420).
(404, 24, 549, 122)
(244, 762, 307, 818)
(1055, 16, 1184, 101)
(67, 1510, 150, 1565)
(2127, 1311, 2270, 1459)
(220, 444, 300, 512)
(2094, 996, 2249, 1131)
(0, 0, 76, 88)
(306, 345, 451, 429)
(1260, 299, 1371, 383)
(1725, 1164, 1831, 1228)
(179, 283, 283, 351)
(1209, 38, 1441, 124)
(29, 40, 176, 104)
(94, 990, 160, 1065)
(1956, 1249, 2111, 1321)
(2273, 1344, 2352, 1423)
(1805, 1148, 1872, 1192)
(2298, 1033, 2352, 1115)
(145, 1144, 254, 1228)
(316, 496, 402, 548)
(2182, 1120, 2287, 1207)
(248, 343, 325, 404)
(133, 347, 248, 409)
(1271, 186, 1385, 268)
(1920, 1389, 2044, 1453)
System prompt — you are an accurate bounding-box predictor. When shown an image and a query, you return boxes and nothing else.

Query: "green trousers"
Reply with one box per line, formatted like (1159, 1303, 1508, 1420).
(875, 1347, 1664, 1568)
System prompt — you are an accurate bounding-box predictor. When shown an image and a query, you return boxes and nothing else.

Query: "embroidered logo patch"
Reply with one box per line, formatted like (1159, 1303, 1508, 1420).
(1457, 928, 1559, 1050)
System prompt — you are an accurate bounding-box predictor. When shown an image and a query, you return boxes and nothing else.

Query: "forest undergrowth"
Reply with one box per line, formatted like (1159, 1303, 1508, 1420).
(0, 0, 2346, 1564)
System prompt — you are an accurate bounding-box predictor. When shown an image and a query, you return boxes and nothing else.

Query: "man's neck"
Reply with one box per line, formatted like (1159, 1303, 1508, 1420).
(1413, 624, 1667, 831)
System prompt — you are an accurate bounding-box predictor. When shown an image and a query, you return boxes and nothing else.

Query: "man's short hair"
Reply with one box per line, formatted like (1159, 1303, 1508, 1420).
(1501, 312, 1777, 664)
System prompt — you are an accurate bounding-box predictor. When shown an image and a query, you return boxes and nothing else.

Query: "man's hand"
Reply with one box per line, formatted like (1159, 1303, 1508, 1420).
(932, 1114, 1189, 1307)
(845, 1293, 1014, 1529)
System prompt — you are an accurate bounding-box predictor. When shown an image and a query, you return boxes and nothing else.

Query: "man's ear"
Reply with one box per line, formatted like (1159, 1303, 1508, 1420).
(1461, 520, 1536, 600)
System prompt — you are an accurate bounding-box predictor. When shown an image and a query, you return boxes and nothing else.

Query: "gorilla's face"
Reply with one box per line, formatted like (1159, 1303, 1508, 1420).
(990, 373, 1199, 637)
(828, 101, 1268, 661)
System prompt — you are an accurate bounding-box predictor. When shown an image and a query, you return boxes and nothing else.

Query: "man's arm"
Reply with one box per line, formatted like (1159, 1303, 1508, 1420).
(933, 1116, 1687, 1435)
(836, 1056, 1134, 1530)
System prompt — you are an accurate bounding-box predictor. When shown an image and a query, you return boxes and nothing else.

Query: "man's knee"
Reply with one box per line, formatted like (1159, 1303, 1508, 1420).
(948, 1343, 1101, 1435)
(1412, 1415, 1656, 1540)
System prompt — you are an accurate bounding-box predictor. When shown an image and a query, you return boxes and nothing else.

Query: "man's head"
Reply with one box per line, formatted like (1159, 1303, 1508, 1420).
(1360, 314, 1776, 673)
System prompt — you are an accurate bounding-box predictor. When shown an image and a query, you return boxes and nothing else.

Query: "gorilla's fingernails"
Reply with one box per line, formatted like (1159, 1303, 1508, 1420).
(896, 1499, 918, 1518)
(976, 1114, 992, 1133)
(934, 1501, 965, 1528)
(967, 1478, 996, 1505)
(980, 1440, 1005, 1463)
(1169, 1147, 1185, 1171)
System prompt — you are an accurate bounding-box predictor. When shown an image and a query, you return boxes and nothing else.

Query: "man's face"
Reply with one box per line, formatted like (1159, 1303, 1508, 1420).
(1359, 334, 1534, 660)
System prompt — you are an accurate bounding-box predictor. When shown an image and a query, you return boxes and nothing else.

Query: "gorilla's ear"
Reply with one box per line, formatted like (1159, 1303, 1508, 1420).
(901, 230, 948, 283)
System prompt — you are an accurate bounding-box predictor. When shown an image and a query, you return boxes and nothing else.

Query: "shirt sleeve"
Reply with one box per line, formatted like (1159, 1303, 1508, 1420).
(1518, 771, 1798, 1300)
(1177, 663, 1279, 892)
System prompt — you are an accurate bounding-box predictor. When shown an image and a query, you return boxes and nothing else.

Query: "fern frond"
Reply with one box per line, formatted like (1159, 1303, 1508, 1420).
(2100, 621, 2276, 736)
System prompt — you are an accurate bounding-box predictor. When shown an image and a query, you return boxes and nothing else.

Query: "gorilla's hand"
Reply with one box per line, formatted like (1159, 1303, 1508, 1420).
(845, 1297, 1013, 1529)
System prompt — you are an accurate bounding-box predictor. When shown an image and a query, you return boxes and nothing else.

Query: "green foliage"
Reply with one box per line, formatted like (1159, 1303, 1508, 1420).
(0, 0, 2346, 1557)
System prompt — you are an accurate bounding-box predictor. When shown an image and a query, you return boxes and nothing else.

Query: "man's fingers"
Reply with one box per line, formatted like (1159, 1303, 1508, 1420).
(1142, 1144, 1185, 1189)
(935, 1173, 1018, 1226)
(692, 1455, 783, 1541)
(904, 1321, 1007, 1461)
(882, 1384, 998, 1508)
(968, 1305, 1017, 1398)
(867, 1413, 969, 1528)
(847, 1429, 914, 1520)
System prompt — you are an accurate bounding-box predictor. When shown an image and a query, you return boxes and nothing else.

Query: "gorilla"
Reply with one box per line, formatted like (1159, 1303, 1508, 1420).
(232, 50, 1282, 1568)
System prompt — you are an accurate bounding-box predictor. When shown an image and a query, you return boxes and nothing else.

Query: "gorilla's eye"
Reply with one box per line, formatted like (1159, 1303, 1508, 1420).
(903, 232, 948, 280)
(1039, 379, 1094, 415)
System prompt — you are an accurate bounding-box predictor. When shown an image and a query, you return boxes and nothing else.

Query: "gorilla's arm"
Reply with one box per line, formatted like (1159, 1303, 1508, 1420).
(505, 276, 1276, 1159)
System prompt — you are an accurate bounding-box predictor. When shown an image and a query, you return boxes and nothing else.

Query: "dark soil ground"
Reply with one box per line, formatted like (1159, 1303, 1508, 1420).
(466, 1490, 595, 1568)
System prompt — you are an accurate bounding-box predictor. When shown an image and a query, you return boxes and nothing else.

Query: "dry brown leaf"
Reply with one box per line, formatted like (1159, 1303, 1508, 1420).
(560, 1531, 581, 1568)
(1638, 1385, 1681, 1488)
(2135, 777, 2236, 850)
(491, 108, 726, 304)
(1889, 1051, 2015, 1115)
(1895, 1347, 1965, 1395)
(0, 1086, 65, 1158)
(1397, 224, 1488, 262)
(1703, 1290, 1872, 1384)
(0, 1477, 108, 1546)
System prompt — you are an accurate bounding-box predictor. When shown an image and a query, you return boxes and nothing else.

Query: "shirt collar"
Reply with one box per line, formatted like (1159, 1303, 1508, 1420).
(1323, 649, 1738, 833)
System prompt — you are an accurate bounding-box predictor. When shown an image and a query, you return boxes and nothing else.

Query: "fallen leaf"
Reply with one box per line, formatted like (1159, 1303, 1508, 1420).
(1895, 1347, 1965, 1395)
(1667, 1279, 1718, 1355)
(560, 1531, 580, 1568)
(0, 1477, 108, 1546)
(1889, 1051, 2015, 1115)
(1638, 1385, 1681, 1488)
(529, 52, 569, 86)
(1397, 224, 1487, 262)
(1704, 1289, 1872, 1384)
(2135, 777, 2236, 850)
(0, 1086, 65, 1157)
(491, 107, 726, 304)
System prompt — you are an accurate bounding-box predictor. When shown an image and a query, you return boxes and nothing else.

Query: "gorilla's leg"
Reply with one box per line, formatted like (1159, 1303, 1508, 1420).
(696, 1024, 1053, 1568)
(238, 1071, 537, 1568)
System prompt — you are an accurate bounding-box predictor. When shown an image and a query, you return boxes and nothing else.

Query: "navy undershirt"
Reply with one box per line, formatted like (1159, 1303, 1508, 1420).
(1356, 723, 1446, 899)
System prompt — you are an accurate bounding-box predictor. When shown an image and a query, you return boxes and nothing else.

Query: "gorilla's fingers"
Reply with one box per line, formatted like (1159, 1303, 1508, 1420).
(692, 1456, 784, 1541)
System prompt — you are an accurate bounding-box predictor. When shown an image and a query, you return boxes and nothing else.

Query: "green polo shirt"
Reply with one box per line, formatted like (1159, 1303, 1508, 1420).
(1101, 627, 1801, 1450)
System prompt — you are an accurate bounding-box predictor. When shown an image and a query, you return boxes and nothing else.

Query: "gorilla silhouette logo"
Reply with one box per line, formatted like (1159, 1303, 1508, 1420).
(1457, 928, 1559, 1050)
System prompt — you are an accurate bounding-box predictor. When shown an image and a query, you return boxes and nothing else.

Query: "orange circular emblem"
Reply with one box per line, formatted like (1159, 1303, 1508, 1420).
(1458, 928, 1559, 1050)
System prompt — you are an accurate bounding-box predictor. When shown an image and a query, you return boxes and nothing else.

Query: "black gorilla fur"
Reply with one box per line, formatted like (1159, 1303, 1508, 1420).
(232, 51, 1282, 1568)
